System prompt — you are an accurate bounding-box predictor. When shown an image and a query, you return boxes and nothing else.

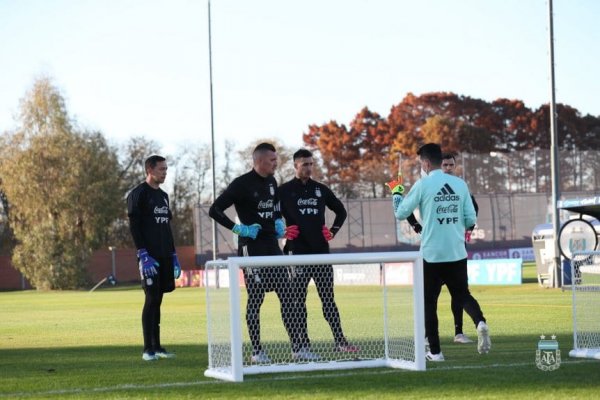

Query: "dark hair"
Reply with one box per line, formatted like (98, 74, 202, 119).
(442, 153, 456, 161)
(253, 142, 276, 154)
(293, 148, 313, 160)
(417, 143, 442, 165)
(144, 155, 166, 172)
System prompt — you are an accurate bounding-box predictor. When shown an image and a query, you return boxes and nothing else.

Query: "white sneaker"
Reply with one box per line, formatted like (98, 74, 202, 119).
(454, 333, 474, 344)
(250, 350, 271, 364)
(142, 351, 158, 361)
(477, 321, 491, 354)
(335, 344, 360, 353)
(292, 347, 320, 361)
(155, 349, 176, 359)
(425, 351, 445, 362)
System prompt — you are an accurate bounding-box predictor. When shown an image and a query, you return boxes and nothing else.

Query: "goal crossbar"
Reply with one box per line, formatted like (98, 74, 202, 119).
(204, 251, 425, 382)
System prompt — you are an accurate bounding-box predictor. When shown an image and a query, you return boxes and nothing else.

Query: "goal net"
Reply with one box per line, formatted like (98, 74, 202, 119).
(569, 250, 600, 360)
(204, 251, 425, 382)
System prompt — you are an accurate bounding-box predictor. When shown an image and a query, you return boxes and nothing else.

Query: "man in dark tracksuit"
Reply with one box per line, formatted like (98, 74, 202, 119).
(442, 153, 480, 344)
(209, 142, 295, 364)
(279, 148, 359, 358)
(127, 155, 181, 361)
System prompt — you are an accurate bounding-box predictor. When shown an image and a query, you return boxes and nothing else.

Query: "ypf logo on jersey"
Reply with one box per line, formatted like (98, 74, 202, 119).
(535, 335, 561, 371)
(154, 204, 170, 224)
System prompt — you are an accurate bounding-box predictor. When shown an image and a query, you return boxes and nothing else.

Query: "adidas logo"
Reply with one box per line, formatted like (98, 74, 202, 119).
(434, 183, 460, 201)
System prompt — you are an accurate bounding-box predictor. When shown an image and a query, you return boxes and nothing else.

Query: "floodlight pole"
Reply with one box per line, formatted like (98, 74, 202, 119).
(548, 0, 561, 288)
(208, 0, 218, 261)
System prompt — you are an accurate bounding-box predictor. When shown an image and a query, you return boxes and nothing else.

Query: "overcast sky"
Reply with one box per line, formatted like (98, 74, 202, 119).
(1, 0, 598, 160)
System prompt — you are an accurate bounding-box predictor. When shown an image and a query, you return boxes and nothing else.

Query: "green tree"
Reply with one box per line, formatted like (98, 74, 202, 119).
(0, 77, 121, 289)
(106, 136, 162, 248)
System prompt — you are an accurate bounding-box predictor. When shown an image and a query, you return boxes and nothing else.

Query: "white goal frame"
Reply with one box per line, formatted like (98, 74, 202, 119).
(569, 250, 600, 360)
(204, 251, 425, 382)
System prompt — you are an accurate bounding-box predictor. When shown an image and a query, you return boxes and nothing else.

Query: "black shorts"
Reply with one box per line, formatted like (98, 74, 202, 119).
(238, 238, 287, 293)
(141, 255, 175, 294)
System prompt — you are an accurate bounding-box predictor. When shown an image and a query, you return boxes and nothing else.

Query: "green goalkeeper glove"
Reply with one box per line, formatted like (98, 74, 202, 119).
(385, 177, 405, 195)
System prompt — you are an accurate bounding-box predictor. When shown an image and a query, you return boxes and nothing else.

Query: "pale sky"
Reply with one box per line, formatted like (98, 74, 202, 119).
(1, 0, 598, 161)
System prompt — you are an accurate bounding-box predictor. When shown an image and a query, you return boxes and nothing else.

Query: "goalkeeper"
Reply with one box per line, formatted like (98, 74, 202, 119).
(389, 143, 490, 362)
(209, 142, 296, 364)
(279, 148, 359, 360)
(127, 155, 181, 362)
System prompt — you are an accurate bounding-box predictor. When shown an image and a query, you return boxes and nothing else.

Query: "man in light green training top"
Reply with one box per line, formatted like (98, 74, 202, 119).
(389, 143, 491, 362)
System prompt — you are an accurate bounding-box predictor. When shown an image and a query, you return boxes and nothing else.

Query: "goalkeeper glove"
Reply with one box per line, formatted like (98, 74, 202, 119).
(137, 249, 159, 278)
(322, 225, 334, 241)
(385, 177, 405, 195)
(172, 253, 181, 279)
(275, 218, 300, 240)
(465, 229, 473, 243)
(285, 225, 300, 240)
(232, 223, 262, 239)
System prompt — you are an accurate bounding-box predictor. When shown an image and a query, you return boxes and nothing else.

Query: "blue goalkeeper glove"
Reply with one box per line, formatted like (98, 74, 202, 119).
(137, 249, 159, 278)
(274, 218, 285, 238)
(172, 253, 181, 279)
(274, 218, 300, 239)
(232, 223, 262, 239)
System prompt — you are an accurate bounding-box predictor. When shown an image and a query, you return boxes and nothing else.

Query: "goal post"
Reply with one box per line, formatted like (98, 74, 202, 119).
(204, 251, 425, 382)
(569, 250, 600, 360)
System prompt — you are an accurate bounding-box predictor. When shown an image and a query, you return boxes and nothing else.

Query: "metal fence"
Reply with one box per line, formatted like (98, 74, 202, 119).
(193, 190, 596, 265)
(193, 149, 599, 264)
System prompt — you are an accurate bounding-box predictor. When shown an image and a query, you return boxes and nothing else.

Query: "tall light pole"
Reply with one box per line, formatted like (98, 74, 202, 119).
(548, 0, 561, 288)
(208, 0, 218, 260)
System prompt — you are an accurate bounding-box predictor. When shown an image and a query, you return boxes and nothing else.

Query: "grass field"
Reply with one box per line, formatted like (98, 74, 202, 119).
(1, 263, 599, 399)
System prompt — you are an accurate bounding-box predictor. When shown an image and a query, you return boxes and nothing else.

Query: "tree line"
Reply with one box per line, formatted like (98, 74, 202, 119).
(304, 92, 600, 197)
(1, 78, 598, 289)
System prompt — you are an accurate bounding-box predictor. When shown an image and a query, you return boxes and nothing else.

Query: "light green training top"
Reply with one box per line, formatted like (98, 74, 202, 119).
(393, 169, 477, 263)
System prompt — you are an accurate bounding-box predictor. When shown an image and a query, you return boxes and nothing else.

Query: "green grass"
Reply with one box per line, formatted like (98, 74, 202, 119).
(1, 263, 599, 399)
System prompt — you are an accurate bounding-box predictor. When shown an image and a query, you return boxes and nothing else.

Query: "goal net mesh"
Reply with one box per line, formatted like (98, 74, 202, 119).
(570, 251, 600, 359)
(204, 252, 424, 381)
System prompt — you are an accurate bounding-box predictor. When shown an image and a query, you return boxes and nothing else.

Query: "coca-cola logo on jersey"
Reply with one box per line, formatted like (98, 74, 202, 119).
(436, 204, 458, 214)
(258, 199, 274, 209)
(154, 206, 169, 214)
(297, 198, 317, 206)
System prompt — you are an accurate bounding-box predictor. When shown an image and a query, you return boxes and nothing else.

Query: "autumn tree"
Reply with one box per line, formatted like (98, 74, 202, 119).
(305, 91, 600, 195)
(0, 77, 121, 289)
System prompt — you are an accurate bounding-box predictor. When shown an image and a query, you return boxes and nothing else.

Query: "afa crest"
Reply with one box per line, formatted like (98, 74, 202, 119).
(536, 335, 561, 371)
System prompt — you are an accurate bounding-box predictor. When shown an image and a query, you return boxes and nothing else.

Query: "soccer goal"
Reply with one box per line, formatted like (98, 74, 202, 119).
(204, 251, 425, 382)
(569, 250, 600, 360)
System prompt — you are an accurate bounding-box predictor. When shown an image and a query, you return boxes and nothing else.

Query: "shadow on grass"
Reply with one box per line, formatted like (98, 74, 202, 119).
(2, 336, 600, 399)
(0, 344, 207, 395)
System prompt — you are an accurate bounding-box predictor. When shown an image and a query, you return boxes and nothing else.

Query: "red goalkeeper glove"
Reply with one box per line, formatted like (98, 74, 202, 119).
(322, 225, 334, 241)
(465, 230, 472, 243)
(284, 225, 300, 240)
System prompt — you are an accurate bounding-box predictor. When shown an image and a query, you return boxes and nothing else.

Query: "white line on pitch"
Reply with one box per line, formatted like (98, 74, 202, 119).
(0, 359, 593, 398)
